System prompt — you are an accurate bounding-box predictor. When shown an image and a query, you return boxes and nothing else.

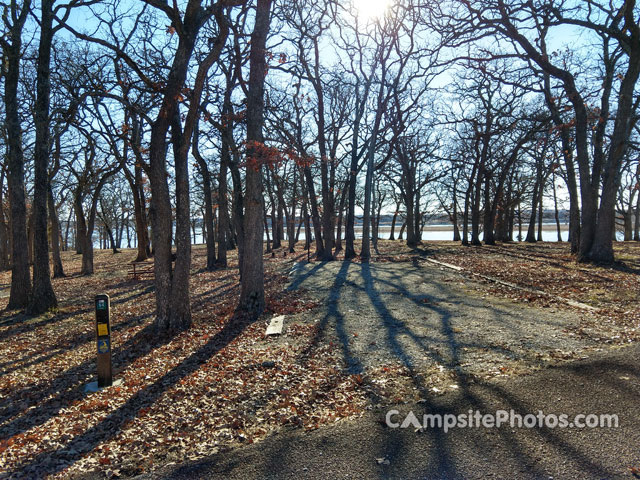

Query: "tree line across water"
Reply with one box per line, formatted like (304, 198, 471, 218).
(2, 0, 639, 333)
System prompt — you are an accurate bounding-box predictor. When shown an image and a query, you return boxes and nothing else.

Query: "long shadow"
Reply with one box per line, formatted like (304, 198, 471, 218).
(190, 282, 238, 306)
(360, 261, 462, 477)
(609, 260, 640, 275)
(0, 300, 148, 376)
(0, 310, 155, 442)
(13, 310, 257, 477)
(286, 260, 613, 477)
(454, 356, 628, 478)
(0, 349, 69, 378)
(0, 284, 155, 344)
(0, 286, 155, 379)
(357, 261, 618, 478)
(287, 261, 328, 291)
(297, 260, 362, 374)
(158, 259, 627, 480)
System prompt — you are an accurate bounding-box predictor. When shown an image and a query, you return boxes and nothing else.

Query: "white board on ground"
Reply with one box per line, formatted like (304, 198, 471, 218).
(266, 315, 285, 336)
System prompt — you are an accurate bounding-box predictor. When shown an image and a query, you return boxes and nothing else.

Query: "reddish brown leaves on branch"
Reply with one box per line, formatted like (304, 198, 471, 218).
(240, 142, 317, 171)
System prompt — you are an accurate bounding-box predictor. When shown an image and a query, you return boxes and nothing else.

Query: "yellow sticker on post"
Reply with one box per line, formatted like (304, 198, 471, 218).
(98, 323, 108, 336)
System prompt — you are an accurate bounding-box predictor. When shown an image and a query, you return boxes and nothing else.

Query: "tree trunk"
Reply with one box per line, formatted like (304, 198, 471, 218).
(4, 6, 32, 308)
(334, 186, 347, 253)
(361, 148, 375, 261)
(127, 117, 151, 261)
(216, 137, 230, 267)
(126, 217, 131, 248)
(104, 221, 120, 253)
(303, 197, 311, 250)
(28, 0, 57, 315)
(64, 207, 72, 251)
(525, 177, 540, 243)
(462, 186, 471, 246)
(405, 191, 418, 247)
(344, 100, 363, 260)
(470, 170, 483, 246)
(75, 195, 93, 275)
(0, 179, 9, 270)
(295, 215, 303, 243)
(634, 191, 640, 242)
(589, 53, 640, 262)
(229, 158, 245, 273)
(147, 10, 204, 330)
(483, 173, 495, 245)
(263, 204, 272, 253)
(287, 167, 297, 253)
(452, 186, 461, 242)
(623, 211, 632, 241)
(48, 183, 65, 277)
(265, 172, 279, 249)
(303, 166, 324, 257)
(168, 111, 192, 330)
(389, 208, 398, 241)
(239, 0, 272, 314)
(193, 123, 216, 271)
(537, 178, 544, 242)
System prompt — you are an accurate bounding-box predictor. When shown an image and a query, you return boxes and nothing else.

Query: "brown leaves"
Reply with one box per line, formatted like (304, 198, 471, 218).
(0, 247, 369, 478)
(430, 242, 640, 340)
(241, 141, 286, 171)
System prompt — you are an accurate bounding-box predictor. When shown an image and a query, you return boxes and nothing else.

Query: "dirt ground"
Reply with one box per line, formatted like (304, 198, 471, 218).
(283, 251, 633, 399)
(1, 240, 638, 478)
(142, 342, 640, 480)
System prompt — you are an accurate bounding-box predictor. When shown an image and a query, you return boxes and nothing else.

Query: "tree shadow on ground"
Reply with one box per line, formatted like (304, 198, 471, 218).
(191, 352, 634, 479)
(12, 310, 258, 477)
(276, 258, 622, 479)
(0, 312, 157, 443)
(0, 284, 155, 344)
(0, 281, 160, 440)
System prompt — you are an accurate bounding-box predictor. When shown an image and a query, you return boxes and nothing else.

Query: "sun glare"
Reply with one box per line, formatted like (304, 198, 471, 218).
(353, 0, 391, 20)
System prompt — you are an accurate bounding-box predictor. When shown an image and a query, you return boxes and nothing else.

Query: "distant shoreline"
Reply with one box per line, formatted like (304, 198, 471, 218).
(369, 223, 569, 233)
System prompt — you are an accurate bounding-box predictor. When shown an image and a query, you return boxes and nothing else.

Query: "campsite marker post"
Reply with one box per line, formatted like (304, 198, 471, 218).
(95, 294, 112, 387)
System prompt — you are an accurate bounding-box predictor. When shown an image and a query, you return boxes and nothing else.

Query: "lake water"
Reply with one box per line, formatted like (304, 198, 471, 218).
(188, 223, 625, 244)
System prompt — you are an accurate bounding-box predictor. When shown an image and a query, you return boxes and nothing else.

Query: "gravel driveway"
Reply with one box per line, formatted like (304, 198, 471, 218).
(286, 260, 604, 382)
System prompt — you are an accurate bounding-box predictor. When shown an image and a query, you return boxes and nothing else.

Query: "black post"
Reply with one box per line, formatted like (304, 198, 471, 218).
(95, 294, 112, 387)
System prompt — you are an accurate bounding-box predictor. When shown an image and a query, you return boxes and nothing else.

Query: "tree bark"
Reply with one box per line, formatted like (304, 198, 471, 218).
(589, 51, 640, 261)
(552, 174, 562, 242)
(216, 135, 230, 267)
(168, 111, 192, 329)
(303, 166, 324, 257)
(0, 175, 9, 270)
(147, 2, 210, 331)
(193, 122, 216, 271)
(634, 190, 640, 242)
(525, 176, 540, 243)
(28, 0, 57, 314)
(286, 167, 297, 253)
(126, 115, 151, 261)
(239, 0, 272, 314)
(334, 185, 347, 253)
(48, 183, 65, 277)
(3, 1, 32, 308)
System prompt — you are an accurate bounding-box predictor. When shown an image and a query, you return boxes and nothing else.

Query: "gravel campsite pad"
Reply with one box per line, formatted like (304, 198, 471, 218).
(285, 258, 630, 397)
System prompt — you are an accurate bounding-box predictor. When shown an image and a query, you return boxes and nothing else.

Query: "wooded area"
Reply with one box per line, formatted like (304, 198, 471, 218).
(1, 0, 639, 336)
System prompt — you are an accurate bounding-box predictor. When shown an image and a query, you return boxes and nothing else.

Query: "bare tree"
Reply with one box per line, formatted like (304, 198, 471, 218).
(1, 0, 32, 309)
(239, 0, 273, 314)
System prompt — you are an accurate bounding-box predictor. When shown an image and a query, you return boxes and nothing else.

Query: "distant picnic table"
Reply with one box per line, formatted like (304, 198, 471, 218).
(128, 255, 177, 280)
(127, 261, 154, 280)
